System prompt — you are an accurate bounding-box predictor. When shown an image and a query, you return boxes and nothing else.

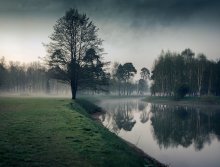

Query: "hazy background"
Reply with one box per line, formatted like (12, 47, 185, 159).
(1, 0, 220, 71)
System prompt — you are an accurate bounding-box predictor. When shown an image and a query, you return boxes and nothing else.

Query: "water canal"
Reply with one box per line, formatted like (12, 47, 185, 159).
(97, 98, 220, 167)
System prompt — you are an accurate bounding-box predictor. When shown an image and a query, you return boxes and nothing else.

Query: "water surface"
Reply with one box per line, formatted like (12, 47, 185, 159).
(97, 98, 220, 167)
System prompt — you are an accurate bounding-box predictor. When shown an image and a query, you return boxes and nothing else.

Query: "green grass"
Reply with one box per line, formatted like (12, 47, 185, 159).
(75, 99, 102, 114)
(0, 97, 147, 167)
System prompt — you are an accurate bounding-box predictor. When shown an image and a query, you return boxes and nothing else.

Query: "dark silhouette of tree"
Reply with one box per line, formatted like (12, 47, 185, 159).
(123, 63, 137, 82)
(181, 48, 195, 59)
(115, 63, 137, 95)
(45, 8, 107, 99)
(140, 67, 150, 80)
(123, 63, 137, 95)
(0, 57, 72, 95)
(107, 62, 120, 95)
(150, 49, 220, 97)
(181, 48, 196, 95)
(197, 53, 207, 96)
(0, 57, 6, 87)
(213, 60, 220, 96)
(115, 64, 125, 96)
(79, 48, 110, 92)
(174, 84, 190, 99)
(138, 79, 147, 95)
(138, 67, 149, 95)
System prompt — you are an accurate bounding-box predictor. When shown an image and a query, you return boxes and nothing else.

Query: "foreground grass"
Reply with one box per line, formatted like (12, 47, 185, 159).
(0, 97, 147, 167)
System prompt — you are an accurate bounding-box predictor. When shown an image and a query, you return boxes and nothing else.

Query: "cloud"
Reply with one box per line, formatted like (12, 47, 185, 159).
(1, 0, 220, 25)
(1, 0, 220, 69)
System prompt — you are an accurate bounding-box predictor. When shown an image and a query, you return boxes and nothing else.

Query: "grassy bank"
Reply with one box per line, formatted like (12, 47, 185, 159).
(0, 97, 157, 167)
(144, 96, 220, 107)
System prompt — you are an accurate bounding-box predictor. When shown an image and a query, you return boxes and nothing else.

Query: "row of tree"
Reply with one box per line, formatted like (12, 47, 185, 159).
(151, 49, 220, 97)
(0, 58, 70, 95)
(43, 8, 152, 98)
(0, 56, 149, 96)
(44, 9, 220, 98)
(2, 48, 220, 98)
(108, 63, 150, 96)
(0, 9, 110, 98)
(1, 8, 219, 98)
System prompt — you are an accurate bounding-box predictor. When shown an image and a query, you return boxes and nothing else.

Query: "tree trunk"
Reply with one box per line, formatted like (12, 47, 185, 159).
(71, 79, 77, 99)
(118, 82, 121, 96)
(208, 69, 212, 95)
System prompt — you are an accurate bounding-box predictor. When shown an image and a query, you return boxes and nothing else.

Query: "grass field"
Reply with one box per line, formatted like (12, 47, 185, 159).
(0, 97, 149, 167)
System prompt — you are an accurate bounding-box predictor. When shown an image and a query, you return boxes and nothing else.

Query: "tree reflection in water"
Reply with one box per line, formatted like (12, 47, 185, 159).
(150, 104, 220, 150)
(100, 100, 139, 134)
(99, 99, 220, 151)
(138, 102, 150, 123)
(100, 100, 152, 133)
(113, 103, 136, 131)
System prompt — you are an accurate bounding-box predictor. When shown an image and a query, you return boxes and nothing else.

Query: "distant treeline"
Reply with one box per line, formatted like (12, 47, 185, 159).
(0, 58, 70, 95)
(151, 49, 220, 97)
(0, 57, 149, 96)
(1, 48, 220, 97)
(108, 63, 149, 96)
(2, 8, 219, 99)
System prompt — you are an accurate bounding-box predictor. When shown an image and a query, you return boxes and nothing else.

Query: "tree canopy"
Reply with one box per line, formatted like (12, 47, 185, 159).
(114, 63, 137, 95)
(151, 49, 220, 97)
(45, 8, 109, 99)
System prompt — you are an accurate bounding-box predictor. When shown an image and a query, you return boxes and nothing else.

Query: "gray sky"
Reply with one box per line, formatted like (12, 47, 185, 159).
(0, 0, 220, 71)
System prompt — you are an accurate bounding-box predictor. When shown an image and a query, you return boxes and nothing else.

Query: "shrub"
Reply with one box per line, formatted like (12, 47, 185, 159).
(175, 84, 190, 99)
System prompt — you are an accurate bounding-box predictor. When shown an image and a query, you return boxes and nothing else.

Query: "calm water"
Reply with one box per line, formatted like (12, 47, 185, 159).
(97, 98, 220, 167)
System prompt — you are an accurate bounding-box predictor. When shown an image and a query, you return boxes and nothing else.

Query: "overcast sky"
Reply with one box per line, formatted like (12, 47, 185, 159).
(0, 0, 220, 71)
